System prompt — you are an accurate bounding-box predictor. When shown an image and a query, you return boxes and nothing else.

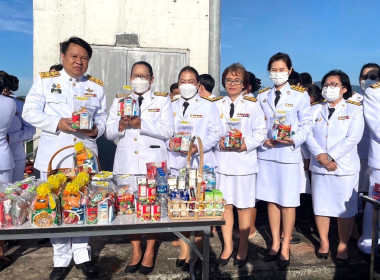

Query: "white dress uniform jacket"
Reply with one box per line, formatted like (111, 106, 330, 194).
(169, 94, 223, 170)
(8, 97, 36, 161)
(22, 69, 107, 172)
(257, 83, 313, 163)
(0, 95, 16, 171)
(306, 99, 364, 175)
(363, 84, 380, 169)
(105, 90, 174, 174)
(214, 94, 267, 175)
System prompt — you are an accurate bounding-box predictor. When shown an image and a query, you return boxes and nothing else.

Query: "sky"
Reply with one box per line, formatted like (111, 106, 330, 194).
(1, 0, 380, 96)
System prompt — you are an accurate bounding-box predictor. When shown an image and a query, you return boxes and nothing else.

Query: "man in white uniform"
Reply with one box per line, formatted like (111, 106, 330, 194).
(23, 37, 106, 280)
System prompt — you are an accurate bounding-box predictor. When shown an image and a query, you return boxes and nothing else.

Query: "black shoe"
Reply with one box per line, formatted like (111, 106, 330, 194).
(124, 259, 141, 274)
(233, 256, 248, 267)
(216, 251, 233, 267)
(316, 248, 329, 260)
(181, 261, 190, 272)
(76, 261, 99, 278)
(49, 267, 68, 280)
(281, 234, 302, 244)
(176, 258, 186, 267)
(336, 256, 349, 266)
(278, 251, 290, 269)
(139, 264, 154, 275)
(264, 249, 280, 262)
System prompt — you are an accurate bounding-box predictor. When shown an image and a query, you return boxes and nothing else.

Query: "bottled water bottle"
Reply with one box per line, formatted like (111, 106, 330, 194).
(156, 170, 169, 218)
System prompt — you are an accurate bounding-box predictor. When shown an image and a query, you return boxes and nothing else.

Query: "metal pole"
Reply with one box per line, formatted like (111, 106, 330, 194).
(209, 0, 221, 96)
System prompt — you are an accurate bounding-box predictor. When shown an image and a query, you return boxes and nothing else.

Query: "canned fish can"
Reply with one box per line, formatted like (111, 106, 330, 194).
(138, 184, 147, 202)
(147, 186, 157, 203)
(118, 99, 125, 115)
(151, 203, 161, 221)
(136, 201, 142, 218)
(141, 203, 151, 221)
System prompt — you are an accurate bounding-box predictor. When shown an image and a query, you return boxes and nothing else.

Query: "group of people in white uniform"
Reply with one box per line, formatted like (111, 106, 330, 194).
(1, 36, 379, 279)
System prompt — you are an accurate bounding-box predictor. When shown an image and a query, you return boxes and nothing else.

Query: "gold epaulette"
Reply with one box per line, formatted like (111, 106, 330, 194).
(258, 87, 270, 94)
(351, 91, 357, 95)
(86, 75, 103, 86)
(213, 96, 223, 101)
(370, 81, 380, 89)
(346, 100, 361, 106)
(171, 98, 179, 102)
(16, 96, 25, 102)
(291, 85, 306, 92)
(201, 96, 214, 101)
(311, 101, 321, 106)
(116, 93, 129, 98)
(39, 71, 60, 79)
(154, 92, 169, 97)
(243, 96, 257, 102)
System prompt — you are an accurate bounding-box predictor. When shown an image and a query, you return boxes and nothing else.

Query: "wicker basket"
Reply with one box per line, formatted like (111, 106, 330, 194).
(47, 145, 101, 178)
(168, 136, 225, 220)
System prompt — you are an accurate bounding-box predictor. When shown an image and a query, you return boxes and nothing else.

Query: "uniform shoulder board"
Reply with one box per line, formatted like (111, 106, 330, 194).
(351, 91, 357, 96)
(370, 81, 380, 89)
(116, 93, 129, 98)
(154, 92, 169, 97)
(86, 75, 103, 86)
(290, 85, 306, 92)
(243, 96, 257, 102)
(213, 96, 223, 101)
(39, 71, 60, 79)
(201, 95, 214, 101)
(16, 96, 25, 102)
(258, 87, 270, 94)
(311, 101, 321, 106)
(346, 100, 361, 106)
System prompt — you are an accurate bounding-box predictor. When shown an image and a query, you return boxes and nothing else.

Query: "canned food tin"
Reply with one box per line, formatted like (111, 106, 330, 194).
(147, 186, 157, 203)
(151, 203, 161, 221)
(138, 184, 147, 202)
(136, 201, 142, 218)
(141, 203, 151, 221)
(86, 204, 98, 224)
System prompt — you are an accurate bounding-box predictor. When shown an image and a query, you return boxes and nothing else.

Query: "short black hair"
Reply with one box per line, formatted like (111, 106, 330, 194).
(321, 69, 352, 100)
(222, 63, 249, 90)
(267, 52, 292, 71)
(199, 74, 215, 92)
(359, 63, 380, 80)
(178, 66, 199, 83)
(61, 36, 93, 59)
(0, 70, 19, 92)
(299, 72, 313, 85)
(247, 71, 261, 92)
(50, 64, 63, 72)
(131, 61, 154, 77)
(170, 82, 178, 93)
(288, 70, 300, 86)
(304, 84, 323, 103)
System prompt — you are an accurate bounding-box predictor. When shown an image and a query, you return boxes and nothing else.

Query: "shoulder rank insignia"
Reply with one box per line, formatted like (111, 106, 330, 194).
(116, 93, 129, 98)
(311, 101, 321, 106)
(346, 100, 361, 106)
(258, 87, 270, 94)
(351, 91, 357, 95)
(171, 98, 179, 102)
(154, 92, 169, 97)
(370, 81, 380, 89)
(86, 75, 103, 86)
(243, 96, 257, 102)
(39, 71, 60, 79)
(16, 96, 25, 102)
(213, 96, 223, 101)
(290, 85, 306, 92)
(201, 96, 214, 101)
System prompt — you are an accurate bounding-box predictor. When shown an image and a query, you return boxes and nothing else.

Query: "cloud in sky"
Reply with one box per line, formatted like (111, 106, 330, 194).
(0, 0, 33, 35)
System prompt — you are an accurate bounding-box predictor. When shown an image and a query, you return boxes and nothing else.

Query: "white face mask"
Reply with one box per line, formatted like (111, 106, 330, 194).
(270, 72, 289, 86)
(360, 79, 377, 91)
(179, 84, 197, 99)
(322, 86, 341, 102)
(131, 78, 150, 94)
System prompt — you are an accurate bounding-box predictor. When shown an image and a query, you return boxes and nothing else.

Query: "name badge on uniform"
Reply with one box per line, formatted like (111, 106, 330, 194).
(276, 110, 287, 114)
(148, 108, 160, 112)
(190, 114, 203, 118)
(84, 93, 97, 97)
(51, 83, 62, 94)
(285, 103, 293, 107)
(237, 113, 250, 117)
(338, 116, 349, 120)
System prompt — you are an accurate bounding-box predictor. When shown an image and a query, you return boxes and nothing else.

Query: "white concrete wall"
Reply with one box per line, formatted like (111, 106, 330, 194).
(33, 0, 210, 76)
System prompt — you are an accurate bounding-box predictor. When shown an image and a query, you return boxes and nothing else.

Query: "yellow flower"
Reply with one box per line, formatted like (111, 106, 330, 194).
(85, 148, 93, 158)
(36, 182, 52, 197)
(74, 142, 85, 154)
(66, 182, 80, 194)
(47, 176, 60, 190)
(76, 172, 90, 185)
(56, 173, 67, 185)
(48, 193, 57, 209)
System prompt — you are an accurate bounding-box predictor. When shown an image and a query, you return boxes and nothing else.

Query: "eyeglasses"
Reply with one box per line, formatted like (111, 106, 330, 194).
(130, 74, 151, 80)
(323, 82, 343, 89)
(360, 74, 378, 81)
(225, 78, 243, 85)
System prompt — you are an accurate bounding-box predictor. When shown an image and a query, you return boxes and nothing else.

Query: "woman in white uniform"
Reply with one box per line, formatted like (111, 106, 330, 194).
(306, 70, 364, 265)
(1, 71, 35, 182)
(256, 53, 313, 268)
(214, 63, 267, 267)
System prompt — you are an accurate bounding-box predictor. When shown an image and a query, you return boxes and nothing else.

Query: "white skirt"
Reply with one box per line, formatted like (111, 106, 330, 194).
(256, 159, 300, 207)
(312, 172, 358, 218)
(216, 172, 256, 208)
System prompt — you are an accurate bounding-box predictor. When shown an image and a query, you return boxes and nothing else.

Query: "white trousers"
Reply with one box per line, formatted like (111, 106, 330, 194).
(40, 171, 92, 267)
(12, 159, 25, 182)
(0, 169, 12, 183)
(358, 168, 380, 254)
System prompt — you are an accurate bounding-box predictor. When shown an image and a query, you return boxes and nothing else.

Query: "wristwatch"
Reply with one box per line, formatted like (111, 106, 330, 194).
(327, 154, 334, 162)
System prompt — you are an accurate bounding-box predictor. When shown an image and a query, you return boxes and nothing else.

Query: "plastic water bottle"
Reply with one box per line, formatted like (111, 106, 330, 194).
(209, 168, 216, 189)
(156, 171, 169, 218)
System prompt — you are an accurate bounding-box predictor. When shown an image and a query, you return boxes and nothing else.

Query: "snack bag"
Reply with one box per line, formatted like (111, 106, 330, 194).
(173, 121, 193, 152)
(71, 96, 96, 129)
(224, 119, 242, 150)
(116, 85, 137, 116)
(271, 115, 292, 140)
(73, 141, 99, 174)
